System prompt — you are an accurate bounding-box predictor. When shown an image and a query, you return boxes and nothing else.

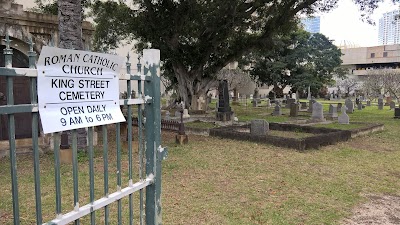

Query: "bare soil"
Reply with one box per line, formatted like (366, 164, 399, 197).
(341, 195, 400, 225)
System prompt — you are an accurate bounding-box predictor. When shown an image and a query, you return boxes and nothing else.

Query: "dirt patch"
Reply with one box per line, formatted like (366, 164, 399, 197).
(347, 138, 393, 152)
(341, 194, 400, 225)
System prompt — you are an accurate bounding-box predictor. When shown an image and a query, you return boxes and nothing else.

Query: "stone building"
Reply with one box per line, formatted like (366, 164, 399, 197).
(0, 0, 94, 148)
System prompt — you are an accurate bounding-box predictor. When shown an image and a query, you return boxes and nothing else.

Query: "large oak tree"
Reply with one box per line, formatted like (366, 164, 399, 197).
(39, 0, 384, 107)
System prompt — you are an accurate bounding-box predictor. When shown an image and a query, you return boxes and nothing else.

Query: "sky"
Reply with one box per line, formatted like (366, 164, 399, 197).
(15, 0, 400, 48)
(320, 0, 399, 47)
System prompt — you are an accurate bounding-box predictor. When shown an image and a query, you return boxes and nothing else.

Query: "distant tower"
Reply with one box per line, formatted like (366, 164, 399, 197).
(378, 10, 400, 45)
(300, 16, 320, 33)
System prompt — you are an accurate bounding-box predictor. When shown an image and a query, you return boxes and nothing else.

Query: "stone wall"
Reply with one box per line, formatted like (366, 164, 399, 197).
(0, 0, 94, 53)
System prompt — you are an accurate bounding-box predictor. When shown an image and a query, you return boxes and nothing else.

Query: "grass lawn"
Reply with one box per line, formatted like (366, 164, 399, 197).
(1, 99, 400, 224)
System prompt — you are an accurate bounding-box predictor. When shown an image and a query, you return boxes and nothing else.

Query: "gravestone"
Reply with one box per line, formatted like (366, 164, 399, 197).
(390, 101, 396, 110)
(378, 97, 384, 104)
(252, 99, 258, 107)
(289, 103, 299, 117)
(165, 111, 170, 120)
(265, 98, 271, 107)
(357, 103, 363, 110)
(253, 87, 259, 100)
(310, 102, 326, 122)
(197, 96, 206, 110)
(307, 99, 315, 113)
(174, 110, 181, 118)
(272, 104, 281, 116)
(216, 80, 233, 121)
(378, 98, 384, 110)
(338, 106, 349, 124)
(366, 100, 371, 106)
(345, 99, 354, 114)
(250, 119, 269, 136)
(385, 96, 392, 106)
(328, 104, 338, 119)
(337, 103, 342, 112)
(249, 94, 253, 100)
(286, 98, 296, 108)
(300, 102, 307, 109)
(394, 108, 400, 119)
(183, 109, 190, 118)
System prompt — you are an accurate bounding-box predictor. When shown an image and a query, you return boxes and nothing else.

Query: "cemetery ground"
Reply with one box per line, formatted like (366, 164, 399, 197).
(1, 100, 400, 224)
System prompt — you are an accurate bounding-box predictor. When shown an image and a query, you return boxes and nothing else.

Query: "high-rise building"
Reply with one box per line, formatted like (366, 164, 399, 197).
(378, 10, 400, 45)
(300, 17, 320, 33)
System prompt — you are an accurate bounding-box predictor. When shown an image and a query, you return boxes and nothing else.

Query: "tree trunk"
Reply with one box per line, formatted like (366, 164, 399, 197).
(174, 67, 194, 108)
(173, 64, 214, 109)
(273, 85, 284, 98)
(58, 0, 83, 50)
(58, 0, 83, 148)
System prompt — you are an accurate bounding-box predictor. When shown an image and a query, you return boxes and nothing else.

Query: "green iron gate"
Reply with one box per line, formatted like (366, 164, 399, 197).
(0, 34, 167, 225)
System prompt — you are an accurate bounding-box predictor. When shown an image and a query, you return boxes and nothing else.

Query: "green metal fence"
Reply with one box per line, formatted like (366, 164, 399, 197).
(0, 34, 166, 225)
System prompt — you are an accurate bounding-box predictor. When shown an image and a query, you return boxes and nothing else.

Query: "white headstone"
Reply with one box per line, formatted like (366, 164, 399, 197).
(183, 109, 190, 118)
(197, 96, 205, 110)
(338, 106, 349, 124)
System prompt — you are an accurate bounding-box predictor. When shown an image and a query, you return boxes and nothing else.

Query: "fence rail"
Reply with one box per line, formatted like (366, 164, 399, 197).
(132, 117, 180, 131)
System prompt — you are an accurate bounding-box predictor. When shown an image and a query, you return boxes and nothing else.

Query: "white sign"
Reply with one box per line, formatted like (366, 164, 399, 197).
(37, 46, 126, 134)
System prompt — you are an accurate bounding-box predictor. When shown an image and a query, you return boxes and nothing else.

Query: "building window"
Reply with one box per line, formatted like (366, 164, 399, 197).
(371, 53, 375, 58)
(383, 52, 388, 57)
